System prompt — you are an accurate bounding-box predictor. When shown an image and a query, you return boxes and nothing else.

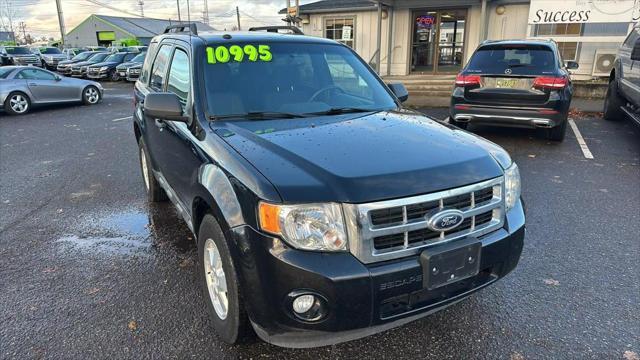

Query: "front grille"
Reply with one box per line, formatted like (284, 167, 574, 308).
(344, 177, 505, 264)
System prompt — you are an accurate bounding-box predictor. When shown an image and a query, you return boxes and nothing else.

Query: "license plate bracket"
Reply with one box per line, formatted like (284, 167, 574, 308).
(419, 238, 481, 290)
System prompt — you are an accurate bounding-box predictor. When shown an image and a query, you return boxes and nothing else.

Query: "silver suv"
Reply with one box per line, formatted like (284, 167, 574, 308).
(604, 24, 640, 125)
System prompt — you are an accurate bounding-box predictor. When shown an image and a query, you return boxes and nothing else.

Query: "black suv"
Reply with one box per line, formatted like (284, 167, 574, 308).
(87, 52, 138, 81)
(134, 25, 525, 348)
(450, 40, 578, 141)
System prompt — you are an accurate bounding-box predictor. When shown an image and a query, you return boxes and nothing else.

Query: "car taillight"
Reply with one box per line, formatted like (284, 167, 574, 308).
(532, 76, 568, 90)
(455, 74, 481, 87)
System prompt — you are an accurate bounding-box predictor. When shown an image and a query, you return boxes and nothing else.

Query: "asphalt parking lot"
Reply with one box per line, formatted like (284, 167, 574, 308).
(1, 81, 638, 359)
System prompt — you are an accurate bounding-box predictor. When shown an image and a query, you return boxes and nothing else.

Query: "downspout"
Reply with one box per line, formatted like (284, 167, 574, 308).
(375, 1, 382, 73)
(479, 0, 487, 42)
(386, 5, 394, 76)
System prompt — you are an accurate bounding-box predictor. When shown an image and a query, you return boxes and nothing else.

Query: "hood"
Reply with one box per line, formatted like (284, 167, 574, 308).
(211, 110, 506, 203)
(7, 53, 38, 58)
(58, 59, 76, 65)
(42, 54, 67, 60)
(73, 60, 95, 67)
(116, 61, 141, 69)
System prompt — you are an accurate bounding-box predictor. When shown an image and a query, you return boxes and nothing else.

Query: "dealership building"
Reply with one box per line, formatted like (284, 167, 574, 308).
(286, 0, 639, 80)
(65, 14, 213, 48)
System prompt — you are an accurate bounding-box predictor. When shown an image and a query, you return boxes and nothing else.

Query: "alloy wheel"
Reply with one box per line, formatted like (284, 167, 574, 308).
(9, 94, 28, 114)
(85, 87, 99, 104)
(203, 238, 229, 320)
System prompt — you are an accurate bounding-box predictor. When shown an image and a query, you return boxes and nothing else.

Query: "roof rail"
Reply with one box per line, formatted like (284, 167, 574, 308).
(248, 26, 303, 35)
(164, 23, 198, 35)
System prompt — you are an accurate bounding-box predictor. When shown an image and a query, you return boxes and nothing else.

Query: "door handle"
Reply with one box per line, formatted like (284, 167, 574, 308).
(154, 119, 166, 129)
(28, 83, 38, 86)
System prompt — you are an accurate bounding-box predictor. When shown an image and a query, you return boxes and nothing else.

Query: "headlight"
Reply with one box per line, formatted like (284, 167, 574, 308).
(258, 202, 348, 251)
(504, 163, 521, 211)
(100, 66, 108, 71)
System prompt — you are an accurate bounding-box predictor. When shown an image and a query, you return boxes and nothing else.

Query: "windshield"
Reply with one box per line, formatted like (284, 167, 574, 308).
(105, 53, 125, 62)
(466, 45, 556, 75)
(73, 52, 93, 61)
(40, 48, 62, 54)
(132, 52, 146, 62)
(203, 42, 397, 118)
(89, 53, 109, 62)
(5, 47, 31, 55)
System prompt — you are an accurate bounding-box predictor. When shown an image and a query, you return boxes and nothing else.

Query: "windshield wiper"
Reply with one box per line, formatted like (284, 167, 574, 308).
(209, 111, 306, 121)
(507, 64, 533, 68)
(303, 107, 379, 116)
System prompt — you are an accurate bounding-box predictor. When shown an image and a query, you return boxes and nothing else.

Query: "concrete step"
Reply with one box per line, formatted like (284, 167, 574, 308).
(406, 90, 453, 97)
(395, 79, 456, 86)
(404, 96, 450, 108)
(404, 84, 454, 91)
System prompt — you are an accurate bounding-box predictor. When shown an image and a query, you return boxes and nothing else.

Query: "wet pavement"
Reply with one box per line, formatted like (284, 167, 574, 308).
(1, 82, 639, 359)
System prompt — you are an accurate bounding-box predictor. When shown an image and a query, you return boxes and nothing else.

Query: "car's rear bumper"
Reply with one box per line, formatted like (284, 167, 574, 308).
(450, 88, 570, 128)
(229, 199, 525, 348)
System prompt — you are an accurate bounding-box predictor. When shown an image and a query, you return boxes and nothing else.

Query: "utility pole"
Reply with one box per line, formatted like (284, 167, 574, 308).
(19, 21, 26, 44)
(203, 0, 209, 25)
(138, 0, 144, 17)
(176, 0, 181, 22)
(54, 0, 66, 47)
(236, 6, 241, 30)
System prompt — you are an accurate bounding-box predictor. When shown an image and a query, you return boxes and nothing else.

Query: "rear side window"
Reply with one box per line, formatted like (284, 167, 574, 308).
(149, 45, 172, 91)
(166, 48, 190, 106)
(466, 45, 556, 75)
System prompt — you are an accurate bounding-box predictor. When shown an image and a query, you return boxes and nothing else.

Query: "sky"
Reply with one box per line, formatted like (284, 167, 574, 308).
(5, 0, 312, 40)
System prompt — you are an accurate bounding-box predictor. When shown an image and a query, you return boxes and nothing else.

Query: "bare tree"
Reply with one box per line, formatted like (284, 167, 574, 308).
(0, 0, 17, 35)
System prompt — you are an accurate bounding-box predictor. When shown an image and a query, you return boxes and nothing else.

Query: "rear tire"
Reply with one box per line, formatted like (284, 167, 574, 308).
(138, 139, 167, 202)
(4, 92, 31, 115)
(546, 117, 567, 142)
(603, 79, 625, 121)
(448, 117, 468, 129)
(109, 70, 120, 82)
(198, 214, 252, 344)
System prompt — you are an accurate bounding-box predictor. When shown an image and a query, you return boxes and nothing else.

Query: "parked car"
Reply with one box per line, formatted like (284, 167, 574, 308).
(31, 47, 68, 70)
(70, 52, 110, 78)
(86, 52, 138, 81)
(125, 46, 148, 53)
(56, 51, 104, 76)
(133, 27, 525, 347)
(0, 46, 42, 67)
(450, 40, 577, 141)
(125, 63, 142, 82)
(62, 48, 81, 60)
(0, 66, 103, 115)
(115, 52, 146, 80)
(603, 24, 640, 126)
(81, 46, 107, 52)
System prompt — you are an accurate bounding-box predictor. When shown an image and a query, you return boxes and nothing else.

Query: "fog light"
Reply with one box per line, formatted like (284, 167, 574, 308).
(292, 294, 315, 314)
(287, 291, 328, 322)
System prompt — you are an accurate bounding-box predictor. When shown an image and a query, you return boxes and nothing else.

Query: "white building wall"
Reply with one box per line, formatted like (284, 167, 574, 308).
(66, 16, 132, 48)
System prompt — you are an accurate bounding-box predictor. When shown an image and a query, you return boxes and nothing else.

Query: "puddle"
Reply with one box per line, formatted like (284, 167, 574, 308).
(56, 205, 195, 256)
(56, 235, 150, 255)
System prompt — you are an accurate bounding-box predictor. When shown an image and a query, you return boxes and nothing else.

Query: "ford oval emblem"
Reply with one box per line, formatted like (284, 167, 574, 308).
(427, 209, 465, 232)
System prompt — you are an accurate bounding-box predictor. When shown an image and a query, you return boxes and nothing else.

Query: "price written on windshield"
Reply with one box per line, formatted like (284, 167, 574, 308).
(206, 45, 273, 64)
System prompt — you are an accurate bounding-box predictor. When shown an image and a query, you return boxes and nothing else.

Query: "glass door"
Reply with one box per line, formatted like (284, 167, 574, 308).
(411, 11, 437, 73)
(436, 10, 466, 73)
(411, 10, 466, 74)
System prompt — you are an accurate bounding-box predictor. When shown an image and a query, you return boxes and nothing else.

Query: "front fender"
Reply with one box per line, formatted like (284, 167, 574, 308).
(198, 163, 245, 228)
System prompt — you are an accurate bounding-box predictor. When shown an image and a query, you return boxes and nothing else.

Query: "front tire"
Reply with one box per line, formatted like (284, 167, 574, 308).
(109, 70, 120, 82)
(138, 139, 167, 202)
(82, 86, 101, 105)
(198, 214, 251, 344)
(4, 92, 31, 115)
(603, 79, 625, 121)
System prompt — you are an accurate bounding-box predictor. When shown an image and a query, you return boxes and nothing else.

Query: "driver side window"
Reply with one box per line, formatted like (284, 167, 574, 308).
(17, 69, 56, 80)
(325, 53, 372, 99)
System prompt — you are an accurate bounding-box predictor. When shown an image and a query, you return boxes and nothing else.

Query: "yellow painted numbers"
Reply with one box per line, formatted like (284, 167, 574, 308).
(206, 45, 272, 64)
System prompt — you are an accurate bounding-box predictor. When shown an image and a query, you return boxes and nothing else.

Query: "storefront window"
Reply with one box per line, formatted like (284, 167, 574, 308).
(534, 22, 631, 36)
(535, 23, 581, 36)
(325, 17, 355, 48)
(556, 42, 578, 61)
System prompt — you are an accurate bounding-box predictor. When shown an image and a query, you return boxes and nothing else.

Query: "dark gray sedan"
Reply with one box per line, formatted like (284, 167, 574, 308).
(0, 66, 103, 115)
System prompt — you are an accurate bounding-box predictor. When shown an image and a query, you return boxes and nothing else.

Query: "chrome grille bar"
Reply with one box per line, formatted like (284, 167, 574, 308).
(343, 177, 505, 264)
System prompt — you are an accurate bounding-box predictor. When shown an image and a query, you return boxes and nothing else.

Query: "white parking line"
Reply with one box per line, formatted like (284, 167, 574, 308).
(111, 116, 132, 122)
(568, 118, 594, 159)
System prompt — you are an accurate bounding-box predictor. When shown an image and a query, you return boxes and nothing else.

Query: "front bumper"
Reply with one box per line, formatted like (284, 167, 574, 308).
(71, 69, 86, 77)
(229, 199, 525, 348)
(87, 71, 109, 79)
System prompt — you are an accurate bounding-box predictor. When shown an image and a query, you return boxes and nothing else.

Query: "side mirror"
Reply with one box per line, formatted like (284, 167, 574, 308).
(387, 83, 409, 103)
(631, 38, 640, 61)
(143, 93, 189, 122)
(566, 61, 579, 70)
(54, 75, 62, 81)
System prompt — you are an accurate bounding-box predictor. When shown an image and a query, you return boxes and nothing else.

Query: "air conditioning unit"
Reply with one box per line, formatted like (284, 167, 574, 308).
(592, 50, 617, 77)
